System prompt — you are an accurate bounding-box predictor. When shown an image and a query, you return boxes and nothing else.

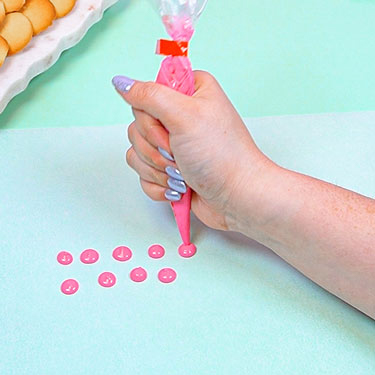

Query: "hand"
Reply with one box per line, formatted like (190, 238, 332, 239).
(112, 71, 272, 231)
(113, 72, 375, 318)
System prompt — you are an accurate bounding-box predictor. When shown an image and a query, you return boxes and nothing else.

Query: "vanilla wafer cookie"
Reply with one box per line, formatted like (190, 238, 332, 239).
(0, 1, 5, 24)
(2, 0, 25, 13)
(22, 0, 56, 35)
(0, 12, 32, 55)
(0, 35, 8, 66)
(49, 0, 75, 18)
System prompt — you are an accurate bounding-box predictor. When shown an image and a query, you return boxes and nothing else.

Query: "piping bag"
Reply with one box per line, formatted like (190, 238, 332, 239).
(150, 0, 208, 252)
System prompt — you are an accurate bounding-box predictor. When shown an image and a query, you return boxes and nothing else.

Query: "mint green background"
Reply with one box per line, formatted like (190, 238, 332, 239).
(1, 0, 375, 129)
(1, 113, 374, 374)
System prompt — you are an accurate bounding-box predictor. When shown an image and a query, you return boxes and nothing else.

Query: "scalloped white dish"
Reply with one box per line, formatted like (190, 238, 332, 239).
(0, 0, 119, 113)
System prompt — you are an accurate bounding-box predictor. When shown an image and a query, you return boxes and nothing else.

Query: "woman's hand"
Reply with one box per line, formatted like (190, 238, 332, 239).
(113, 71, 375, 318)
(112, 71, 272, 231)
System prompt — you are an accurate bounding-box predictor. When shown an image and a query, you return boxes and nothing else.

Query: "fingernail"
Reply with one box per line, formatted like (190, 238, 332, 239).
(112, 75, 135, 93)
(158, 147, 174, 162)
(165, 189, 181, 202)
(165, 166, 184, 181)
(167, 178, 187, 194)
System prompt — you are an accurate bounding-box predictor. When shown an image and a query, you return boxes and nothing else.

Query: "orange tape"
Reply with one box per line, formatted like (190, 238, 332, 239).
(156, 39, 189, 57)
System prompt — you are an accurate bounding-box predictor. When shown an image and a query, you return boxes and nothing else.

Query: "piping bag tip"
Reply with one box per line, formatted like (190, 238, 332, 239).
(171, 187, 196, 250)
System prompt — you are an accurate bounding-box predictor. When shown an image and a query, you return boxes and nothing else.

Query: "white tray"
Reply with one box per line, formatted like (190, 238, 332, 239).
(0, 0, 119, 113)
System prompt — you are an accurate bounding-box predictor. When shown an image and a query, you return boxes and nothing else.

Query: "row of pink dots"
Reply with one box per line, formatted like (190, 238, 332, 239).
(57, 244, 192, 295)
(60, 267, 177, 295)
(57, 244, 196, 266)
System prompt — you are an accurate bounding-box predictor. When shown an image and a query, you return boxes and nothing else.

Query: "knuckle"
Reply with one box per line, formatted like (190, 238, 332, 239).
(150, 150, 164, 168)
(195, 70, 217, 84)
(125, 148, 134, 166)
(202, 70, 216, 83)
(127, 122, 136, 143)
(144, 123, 155, 143)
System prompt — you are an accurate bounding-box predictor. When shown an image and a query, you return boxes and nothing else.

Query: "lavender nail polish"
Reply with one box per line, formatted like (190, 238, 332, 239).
(165, 166, 184, 181)
(167, 178, 187, 194)
(112, 75, 135, 93)
(165, 189, 181, 202)
(158, 147, 174, 162)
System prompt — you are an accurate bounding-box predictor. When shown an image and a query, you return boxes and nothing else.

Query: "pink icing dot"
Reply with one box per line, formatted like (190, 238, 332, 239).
(148, 244, 165, 259)
(158, 268, 177, 283)
(112, 246, 132, 262)
(98, 272, 116, 288)
(80, 249, 99, 264)
(61, 279, 79, 295)
(57, 251, 73, 265)
(178, 243, 197, 258)
(130, 267, 147, 283)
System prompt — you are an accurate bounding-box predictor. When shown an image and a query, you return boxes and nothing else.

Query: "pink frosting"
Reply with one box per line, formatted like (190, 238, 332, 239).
(98, 272, 116, 288)
(57, 251, 73, 265)
(80, 249, 99, 264)
(60, 279, 79, 295)
(178, 243, 197, 258)
(156, 16, 196, 247)
(148, 244, 165, 259)
(130, 267, 147, 283)
(112, 246, 132, 262)
(162, 15, 194, 41)
(156, 56, 195, 95)
(158, 268, 177, 283)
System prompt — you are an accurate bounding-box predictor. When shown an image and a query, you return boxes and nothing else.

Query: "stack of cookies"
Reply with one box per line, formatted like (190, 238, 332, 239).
(0, 0, 76, 67)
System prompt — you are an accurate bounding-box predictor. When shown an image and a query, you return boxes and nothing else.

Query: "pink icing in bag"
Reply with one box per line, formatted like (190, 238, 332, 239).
(152, 1, 208, 247)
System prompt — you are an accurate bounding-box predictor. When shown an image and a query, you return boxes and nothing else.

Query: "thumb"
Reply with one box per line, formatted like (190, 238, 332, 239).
(112, 75, 194, 133)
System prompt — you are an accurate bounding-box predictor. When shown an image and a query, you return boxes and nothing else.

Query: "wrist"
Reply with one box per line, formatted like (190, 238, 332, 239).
(224, 150, 285, 237)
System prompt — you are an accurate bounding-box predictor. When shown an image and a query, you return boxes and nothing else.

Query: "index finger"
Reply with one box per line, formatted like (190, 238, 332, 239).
(132, 107, 171, 154)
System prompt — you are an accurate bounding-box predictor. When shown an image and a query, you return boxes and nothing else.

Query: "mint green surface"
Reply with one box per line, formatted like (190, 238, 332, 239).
(1, 0, 375, 129)
(1, 113, 374, 374)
